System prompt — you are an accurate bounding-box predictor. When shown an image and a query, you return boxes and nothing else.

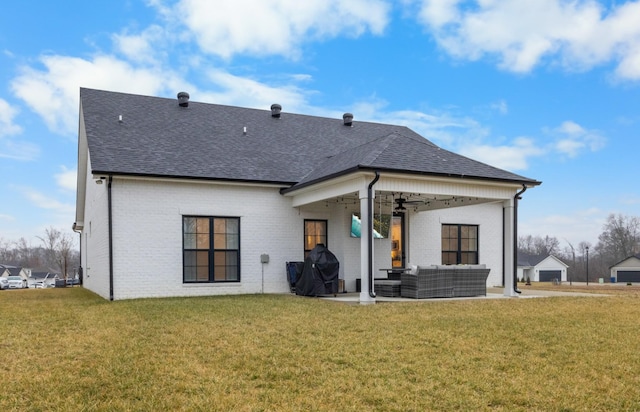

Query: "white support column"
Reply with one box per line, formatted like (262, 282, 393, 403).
(503, 198, 519, 297)
(359, 188, 376, 304)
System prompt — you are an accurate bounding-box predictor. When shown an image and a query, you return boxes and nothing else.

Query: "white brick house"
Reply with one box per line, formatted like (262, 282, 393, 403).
(74, 88, 541, 302)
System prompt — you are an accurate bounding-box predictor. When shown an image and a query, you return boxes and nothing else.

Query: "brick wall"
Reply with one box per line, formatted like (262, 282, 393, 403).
(408, 203, 505, 287)
(81, 155, 111, 299)
(82, 174, 508, 299)
(106, 179, 303, 299)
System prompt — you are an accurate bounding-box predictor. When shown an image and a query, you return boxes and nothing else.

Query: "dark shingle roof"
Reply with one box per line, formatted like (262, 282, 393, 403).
(517, 252, 548, 267)
(0, 264, 23, 276)
(517, 252, 568, 268)
(81, 88, 540, 188)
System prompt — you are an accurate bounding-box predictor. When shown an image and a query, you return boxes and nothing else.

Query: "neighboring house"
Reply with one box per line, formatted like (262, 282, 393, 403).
(610, 254, 640, 283)
(517, 252, 569, 282)
(74, 88, 541, 302)
(0, 264, 30, 282)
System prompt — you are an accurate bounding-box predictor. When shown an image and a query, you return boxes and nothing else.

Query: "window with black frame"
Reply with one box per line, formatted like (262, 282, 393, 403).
(441, 224, 478, 265)
(183, 216, 240, 283)
(304, 219, 327, 259)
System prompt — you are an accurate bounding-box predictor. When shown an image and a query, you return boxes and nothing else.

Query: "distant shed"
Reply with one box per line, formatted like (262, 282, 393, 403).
(610, 255, 640, 283)
(517, 253, 568, 282)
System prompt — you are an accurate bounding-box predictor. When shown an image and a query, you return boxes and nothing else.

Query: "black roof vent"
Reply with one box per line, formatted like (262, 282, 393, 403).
(343, 113, 354, 126)
(271, 103, 282, 118)
(177, 92, 190, 107)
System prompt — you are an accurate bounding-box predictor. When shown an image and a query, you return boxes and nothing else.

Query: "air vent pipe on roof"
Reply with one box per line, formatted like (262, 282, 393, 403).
(343, 113, 353, 126)
(271, 103, 282, 118)
(177, 92, 190, 107)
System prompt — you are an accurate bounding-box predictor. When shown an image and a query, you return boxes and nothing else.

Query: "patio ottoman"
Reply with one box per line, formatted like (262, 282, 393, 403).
(374, 279, 402, 297)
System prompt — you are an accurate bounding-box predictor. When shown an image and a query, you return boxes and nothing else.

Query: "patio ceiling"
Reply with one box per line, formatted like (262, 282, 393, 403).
(315, 191, 500, 213)
(285, 171, 524, 212)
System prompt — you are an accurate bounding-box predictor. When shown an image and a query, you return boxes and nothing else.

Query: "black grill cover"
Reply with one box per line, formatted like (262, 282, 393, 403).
(296, 244, 340, 296)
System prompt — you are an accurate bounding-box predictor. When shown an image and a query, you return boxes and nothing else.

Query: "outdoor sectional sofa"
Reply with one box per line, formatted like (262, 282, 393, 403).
(400, 265, 490, 299)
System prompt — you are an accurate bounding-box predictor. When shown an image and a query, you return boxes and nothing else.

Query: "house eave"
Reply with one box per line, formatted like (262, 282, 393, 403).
(281, 165, 541, 195)
(609, 255, 640, 269)
(90, 170, 295, 188)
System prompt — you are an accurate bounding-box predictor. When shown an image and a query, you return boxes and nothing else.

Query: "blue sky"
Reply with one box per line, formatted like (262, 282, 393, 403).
(1, 0, 639, 251)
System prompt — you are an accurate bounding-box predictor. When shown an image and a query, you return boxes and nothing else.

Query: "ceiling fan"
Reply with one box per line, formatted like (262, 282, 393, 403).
(394, 195, 423, 211)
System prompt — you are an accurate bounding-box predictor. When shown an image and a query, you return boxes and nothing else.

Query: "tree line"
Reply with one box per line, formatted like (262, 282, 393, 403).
(519, 213, 640, 282)
(0, 227, 80, 280)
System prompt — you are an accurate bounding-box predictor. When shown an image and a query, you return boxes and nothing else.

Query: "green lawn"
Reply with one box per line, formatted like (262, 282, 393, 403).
(1, 287, 640, 411)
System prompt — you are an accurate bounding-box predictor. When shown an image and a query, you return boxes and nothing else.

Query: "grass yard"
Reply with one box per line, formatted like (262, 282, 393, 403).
(2, 287, 640, 411)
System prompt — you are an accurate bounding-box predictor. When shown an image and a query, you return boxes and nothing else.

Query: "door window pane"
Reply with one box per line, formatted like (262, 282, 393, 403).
(304, 220, 327, 258)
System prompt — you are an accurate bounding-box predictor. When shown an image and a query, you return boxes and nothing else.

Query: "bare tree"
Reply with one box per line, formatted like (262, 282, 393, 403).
(518, 235, 536, 254)
(535, 235, 561, 256)
(39, 228, 60, 269)
(38, 227, 76, 280)
(59, 235, 74, 281)
(578, 241, 591, 256)
(15, 237, 43, 268)
(564, 240, 576, 283)
(0, 237, 16, 263)
(596, 213, 640, 266)
(518, 234, 561, 256)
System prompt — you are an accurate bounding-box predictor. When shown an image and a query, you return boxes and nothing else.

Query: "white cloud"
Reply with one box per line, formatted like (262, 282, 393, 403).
(11, 54, 187, 136)
(568, 1, 640, 80)
(459, 136, 545, 171)
(344, 97, 489, 148)
(55, 166, 77, 192)
(413, 0, 640, 80)
(197, 69, 313, 112)
(9, 53, 318, 138)
(17, 187, 75, 217)
(167, 0, 390, 58)
(490, 100, 508, 115)
(0, 98, 22, 137)
(0, 138, 40, 161)
(416, 0, 461, 27)
(0, 98, 39, 161)
(23, 189, 74, 213)
(455, 119, 605, 170)
(5, 185, 78, 244)
(615, 42, 640, 81)
(621, 195, 640, 205)
(112, 25, 166, 64)
(288, 74, 313, 82)
(549, 120, 606, 157)
(350, 99, 607, 172)
(343, 98, 545, 171)
(520, 207, 604, 246)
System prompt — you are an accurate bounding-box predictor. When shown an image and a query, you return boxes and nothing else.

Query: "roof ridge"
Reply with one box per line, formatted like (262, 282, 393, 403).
(81, 87, 402, 128)
(293, 132, 396, 183)
(330, 131, 400, 158)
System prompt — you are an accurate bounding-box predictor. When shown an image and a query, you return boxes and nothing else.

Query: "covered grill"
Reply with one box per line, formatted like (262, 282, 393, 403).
(295, 244, 340, 296)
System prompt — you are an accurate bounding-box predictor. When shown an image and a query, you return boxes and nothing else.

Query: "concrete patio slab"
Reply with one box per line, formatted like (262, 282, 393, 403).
(319, 286, 609, 303)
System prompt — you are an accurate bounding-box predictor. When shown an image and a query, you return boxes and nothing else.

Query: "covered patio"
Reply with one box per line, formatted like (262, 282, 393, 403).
(284, 170, 537, 304)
